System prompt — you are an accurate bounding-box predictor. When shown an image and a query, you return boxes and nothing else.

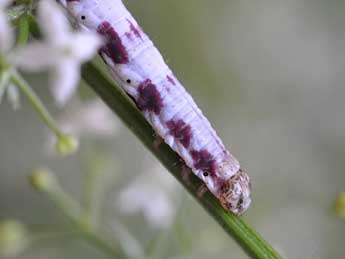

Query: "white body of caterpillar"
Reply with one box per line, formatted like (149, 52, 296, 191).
(65, 0, 251, 215)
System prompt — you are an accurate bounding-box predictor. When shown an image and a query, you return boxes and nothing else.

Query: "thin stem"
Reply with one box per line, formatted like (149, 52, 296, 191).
(82, 156, 109, 227)
(29, 224, 125, 259)
(10, 70, 64, 137)
(81, 230, 125, 259)
(0, 67, 11, 102)
(83, 170, 102, 226)
(30, 172, 127, 259)
(81, 61, 282, 259)
(16, 14, 30, 46)
(110, 219, 144, 259)
(43, 185, 83, 226)
(30, 226, 81, 242)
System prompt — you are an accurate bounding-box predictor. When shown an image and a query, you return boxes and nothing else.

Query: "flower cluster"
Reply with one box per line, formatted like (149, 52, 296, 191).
(1, 0, 102, 105)
(0, 0, 105, 155)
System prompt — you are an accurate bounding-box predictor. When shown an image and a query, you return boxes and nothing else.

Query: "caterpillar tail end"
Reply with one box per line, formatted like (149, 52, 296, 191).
(218, 169, 251, 216)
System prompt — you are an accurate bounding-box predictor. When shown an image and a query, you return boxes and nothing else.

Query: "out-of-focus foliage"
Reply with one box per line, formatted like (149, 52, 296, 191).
(1, 0, 345, 258)
(335, 192, 345, 219)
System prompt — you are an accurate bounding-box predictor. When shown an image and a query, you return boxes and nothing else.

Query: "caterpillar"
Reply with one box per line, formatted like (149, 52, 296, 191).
(65, 0, 251, 215)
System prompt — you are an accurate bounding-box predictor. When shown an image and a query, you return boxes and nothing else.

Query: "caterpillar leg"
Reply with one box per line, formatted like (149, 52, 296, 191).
(197, 184, 208, 199)
(181, 165, 192, 186)
(153, 134, 164, 151)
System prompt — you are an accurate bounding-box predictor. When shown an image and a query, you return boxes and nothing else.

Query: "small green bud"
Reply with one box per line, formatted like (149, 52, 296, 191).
(0, 220, 28, 256)
(55, 134, 79, 156)
(335, 192, 345, 219)
(29, 168, 57, 192)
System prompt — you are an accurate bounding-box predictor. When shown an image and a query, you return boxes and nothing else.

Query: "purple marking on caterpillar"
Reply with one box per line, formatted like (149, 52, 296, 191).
(137, 79, 163, 115)
(125, 32, 132, 40)
(127, 19, 142, 40)
(166, 75, 176, 86)
(191, 149, 216, 177)
(65, 0, 251, 216)
(97, 21, 129, 64)
(166, 119, 192, 148)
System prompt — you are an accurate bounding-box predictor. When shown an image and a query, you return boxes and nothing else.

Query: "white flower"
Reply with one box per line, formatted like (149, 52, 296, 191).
(116, 165, 178, 229)
(0, 0, 14, 53)
(9, 0, 102, 106)
(45, 100, 119, 154)
(56, 100, 120, 138)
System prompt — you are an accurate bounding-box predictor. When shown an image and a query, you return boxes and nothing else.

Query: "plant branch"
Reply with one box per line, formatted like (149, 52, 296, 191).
(29, 170, 127, 259)
(81, 61, 282, 259)
(16, 14, 29, 46)
(10, 70, 63, 137)
(82, 155, 109, 227)
(26, 12, 281, 259)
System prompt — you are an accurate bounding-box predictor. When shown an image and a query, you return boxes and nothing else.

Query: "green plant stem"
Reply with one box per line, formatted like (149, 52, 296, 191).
(83, 169, 103, 227)
(30, 227, 81, 242)
(24, 16, 130, 259)
(10, 70, 64, 137)
(0, 67, 11, 101)
(81, 61, 282, 259)
(81, 230, 125, 259)
(26, 13, 281, 259)
(34, 175, 127, 259)
(16, 14, 30, 46)
(30, 226, 119, 257)
(82, 156, 109, 227)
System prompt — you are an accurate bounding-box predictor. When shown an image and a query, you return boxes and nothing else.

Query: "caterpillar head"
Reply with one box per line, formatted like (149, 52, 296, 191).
(218, 169, 251, 215)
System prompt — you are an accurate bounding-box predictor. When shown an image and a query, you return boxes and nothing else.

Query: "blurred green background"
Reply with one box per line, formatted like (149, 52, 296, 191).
(1, 0, 345, 258)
